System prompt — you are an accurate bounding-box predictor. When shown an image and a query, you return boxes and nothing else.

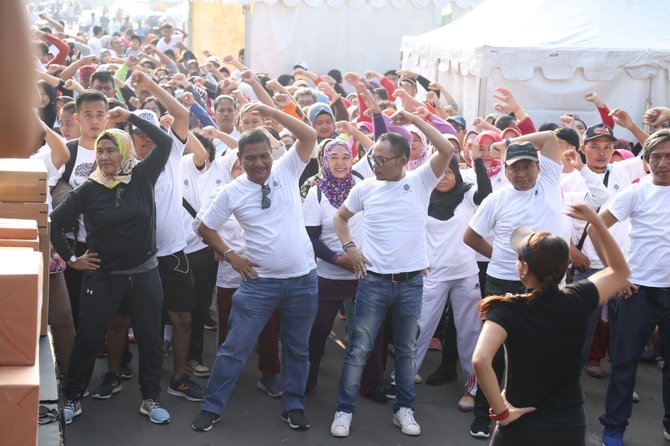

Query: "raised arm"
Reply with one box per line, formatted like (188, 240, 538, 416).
(137, 70, 189, 140)
(492, 130, 561, 164)
(243, 102, 317, 162)
(391, 108, 455, 177)
(39, 115, 70, 168)
(59, 54, 98, 81)
(240, 70, 275, 108)
(571, 204, 630, 304)
(609, 108, 649, 146)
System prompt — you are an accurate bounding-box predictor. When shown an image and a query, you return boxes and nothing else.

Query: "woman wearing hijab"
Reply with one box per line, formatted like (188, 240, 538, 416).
(300, 103, 339, 186)
(406, 125, 430, 170)
(302, 140, 386, 401)
(473, 203, 630, 446)
(50, 106, 173, 426)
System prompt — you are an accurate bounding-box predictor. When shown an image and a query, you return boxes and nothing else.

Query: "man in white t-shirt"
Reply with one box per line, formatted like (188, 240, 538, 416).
(463, 130, 564, 438)
(329, 110, 455, 438)
(597, 127, 670, 446)
(155, 22, 186, 55)
(60, 90, 109, 328)
(192, 102, 318, 433)
(210, 95, 240, 157)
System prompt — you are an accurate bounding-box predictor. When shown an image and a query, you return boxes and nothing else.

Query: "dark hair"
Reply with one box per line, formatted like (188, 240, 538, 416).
(378, 132, 410, 159)
(131, 34, 142, 44)
(61, 101, 77, 114)
(238, 128, 270, 155)
(374, 87, 388, 101)
(214, 95, 237, 110)
(262, 125, 280, 140)
(277, 74, 294, 86)
(256, 74, 274, 97)
(327, 69, 343, 84)
(108, 98, 127, 109)
(75, 90, 108, 112)
(141, 97, 167, 116)
(480, 231, 569, 317)
(93, 25, 103, 36)
(180, 50, 196, 63)
(36, 42, 49, 57)
(164, 49, 176, 59)
(538, 122, 559, 132)
(494, 115, 516, 131)
(384, 69, 398, 78)
(643, 128, 670, 161)
(91, 71, 114, 87)
(193, 131, 216, 163)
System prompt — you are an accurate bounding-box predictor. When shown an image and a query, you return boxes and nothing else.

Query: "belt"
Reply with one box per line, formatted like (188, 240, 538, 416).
(367, 270, 422, 282)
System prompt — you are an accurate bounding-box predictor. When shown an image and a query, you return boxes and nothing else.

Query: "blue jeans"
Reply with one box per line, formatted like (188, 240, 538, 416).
(201, 269, 317, 415)
(336, 272, 423, 413)
(599, 286, 670, 430)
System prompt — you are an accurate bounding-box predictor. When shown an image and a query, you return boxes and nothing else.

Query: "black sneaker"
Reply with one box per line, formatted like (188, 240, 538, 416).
(383, 385, 397, 400)
(469, 417, 491, 439)
(91, 372, 123, 399)
(282, 409, 309, 431)
(120, 363, 133, 380)
(192, 410, 221, 432)
(426, 365, 457, 385)
(664, 417, 670, 441)
(168, 374, 204, 402)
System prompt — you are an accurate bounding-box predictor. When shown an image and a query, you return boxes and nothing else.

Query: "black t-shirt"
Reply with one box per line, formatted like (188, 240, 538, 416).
(486, 280, 599, 431)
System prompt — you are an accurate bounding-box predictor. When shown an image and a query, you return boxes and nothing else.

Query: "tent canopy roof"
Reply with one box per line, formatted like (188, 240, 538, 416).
(402, 0, 670, 80)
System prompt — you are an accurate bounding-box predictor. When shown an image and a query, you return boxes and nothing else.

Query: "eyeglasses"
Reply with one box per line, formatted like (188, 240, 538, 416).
(261, 184, 271, 209)
(371, 155, 402, 167)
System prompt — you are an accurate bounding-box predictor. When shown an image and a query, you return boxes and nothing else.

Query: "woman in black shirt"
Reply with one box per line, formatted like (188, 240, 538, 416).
(51, 104, 173, 425)
(472, 203, 630, 446)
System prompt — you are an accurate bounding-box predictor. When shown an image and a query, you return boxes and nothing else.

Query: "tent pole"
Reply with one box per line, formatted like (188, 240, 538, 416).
(477, 76, 488, 120)
(243, 4, 251, 69)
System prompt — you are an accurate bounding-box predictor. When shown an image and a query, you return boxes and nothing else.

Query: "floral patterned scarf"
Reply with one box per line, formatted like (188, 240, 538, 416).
(89, 129, 135, 189)
(315, 140, 355, 208)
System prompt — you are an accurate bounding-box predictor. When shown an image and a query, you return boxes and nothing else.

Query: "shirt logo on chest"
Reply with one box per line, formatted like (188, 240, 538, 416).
(403, 184, 410, 191)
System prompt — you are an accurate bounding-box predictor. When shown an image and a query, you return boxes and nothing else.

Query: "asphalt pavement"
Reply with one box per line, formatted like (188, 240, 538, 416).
(65, 319, 666, 446)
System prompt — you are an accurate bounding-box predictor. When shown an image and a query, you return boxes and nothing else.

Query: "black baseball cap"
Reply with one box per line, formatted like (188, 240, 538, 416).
(504, 141, 538, 165)
(554, 127, 580, 149)
(584, 123, 617, 143)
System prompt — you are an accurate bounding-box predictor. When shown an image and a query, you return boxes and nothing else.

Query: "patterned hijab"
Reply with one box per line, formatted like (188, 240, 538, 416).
(315, 140, 355, 208)
(89, 129, 135, 189)
(406, 125, 430, 171)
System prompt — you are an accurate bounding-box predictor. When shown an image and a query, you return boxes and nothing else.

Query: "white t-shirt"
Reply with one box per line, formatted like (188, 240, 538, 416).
(31, 146, 64, 213)
(212, 129, 240, 158)
(155, 34, 183, 54)
(608, 177, 670, 287)
(302, 180, 364, 280)
(201, 147, 315, 279)
(564, 158, 646, 269)
(198, 149, 238, 203)
(426, 188, 480, 281)
(469, 155, 565, 281)
(181, 153, 208, 254)
(461, 165, 508, 262)
(343, 161, 440, 274)
(68, 145, 96, 242)
(87, 36, 102, 54)
(352, 154, 374, 178)
(154, 128, 187, 256)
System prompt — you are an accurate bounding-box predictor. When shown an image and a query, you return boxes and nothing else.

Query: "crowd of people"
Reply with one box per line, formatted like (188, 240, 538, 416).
(24, 5, 670, 446)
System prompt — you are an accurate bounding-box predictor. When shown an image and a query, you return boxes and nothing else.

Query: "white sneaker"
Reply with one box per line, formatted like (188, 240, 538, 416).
(330, 411, 353, 437)
(415, 374, 422, 384)
(393, 407, 421, 436)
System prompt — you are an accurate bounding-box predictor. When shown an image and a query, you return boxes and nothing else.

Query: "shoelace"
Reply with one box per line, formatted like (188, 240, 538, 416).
(145, 399, 162, 411)
(65, 400, 78, 411)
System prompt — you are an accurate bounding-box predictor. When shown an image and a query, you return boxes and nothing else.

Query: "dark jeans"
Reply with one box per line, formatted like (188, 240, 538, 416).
(600, 286, 670, 430)
(65, 268, 164, 401)
(473, 275, 525, 421)
(186, 247, 218, 361)
(491, 425, 585, 446)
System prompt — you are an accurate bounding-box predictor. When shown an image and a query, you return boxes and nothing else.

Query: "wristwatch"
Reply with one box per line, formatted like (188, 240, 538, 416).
(67, 255, 77, 265)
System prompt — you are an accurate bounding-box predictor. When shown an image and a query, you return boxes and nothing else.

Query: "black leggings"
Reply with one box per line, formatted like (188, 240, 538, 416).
(65, 268, 164, 401)
(490, 425, 586, 446)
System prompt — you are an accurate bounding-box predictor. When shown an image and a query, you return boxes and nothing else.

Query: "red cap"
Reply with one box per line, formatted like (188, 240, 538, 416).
(79, 65, 96, 77)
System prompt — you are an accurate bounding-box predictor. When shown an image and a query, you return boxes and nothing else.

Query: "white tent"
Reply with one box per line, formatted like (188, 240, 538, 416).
(223, 0, 446, 77)
(400, 0, 670, 140)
